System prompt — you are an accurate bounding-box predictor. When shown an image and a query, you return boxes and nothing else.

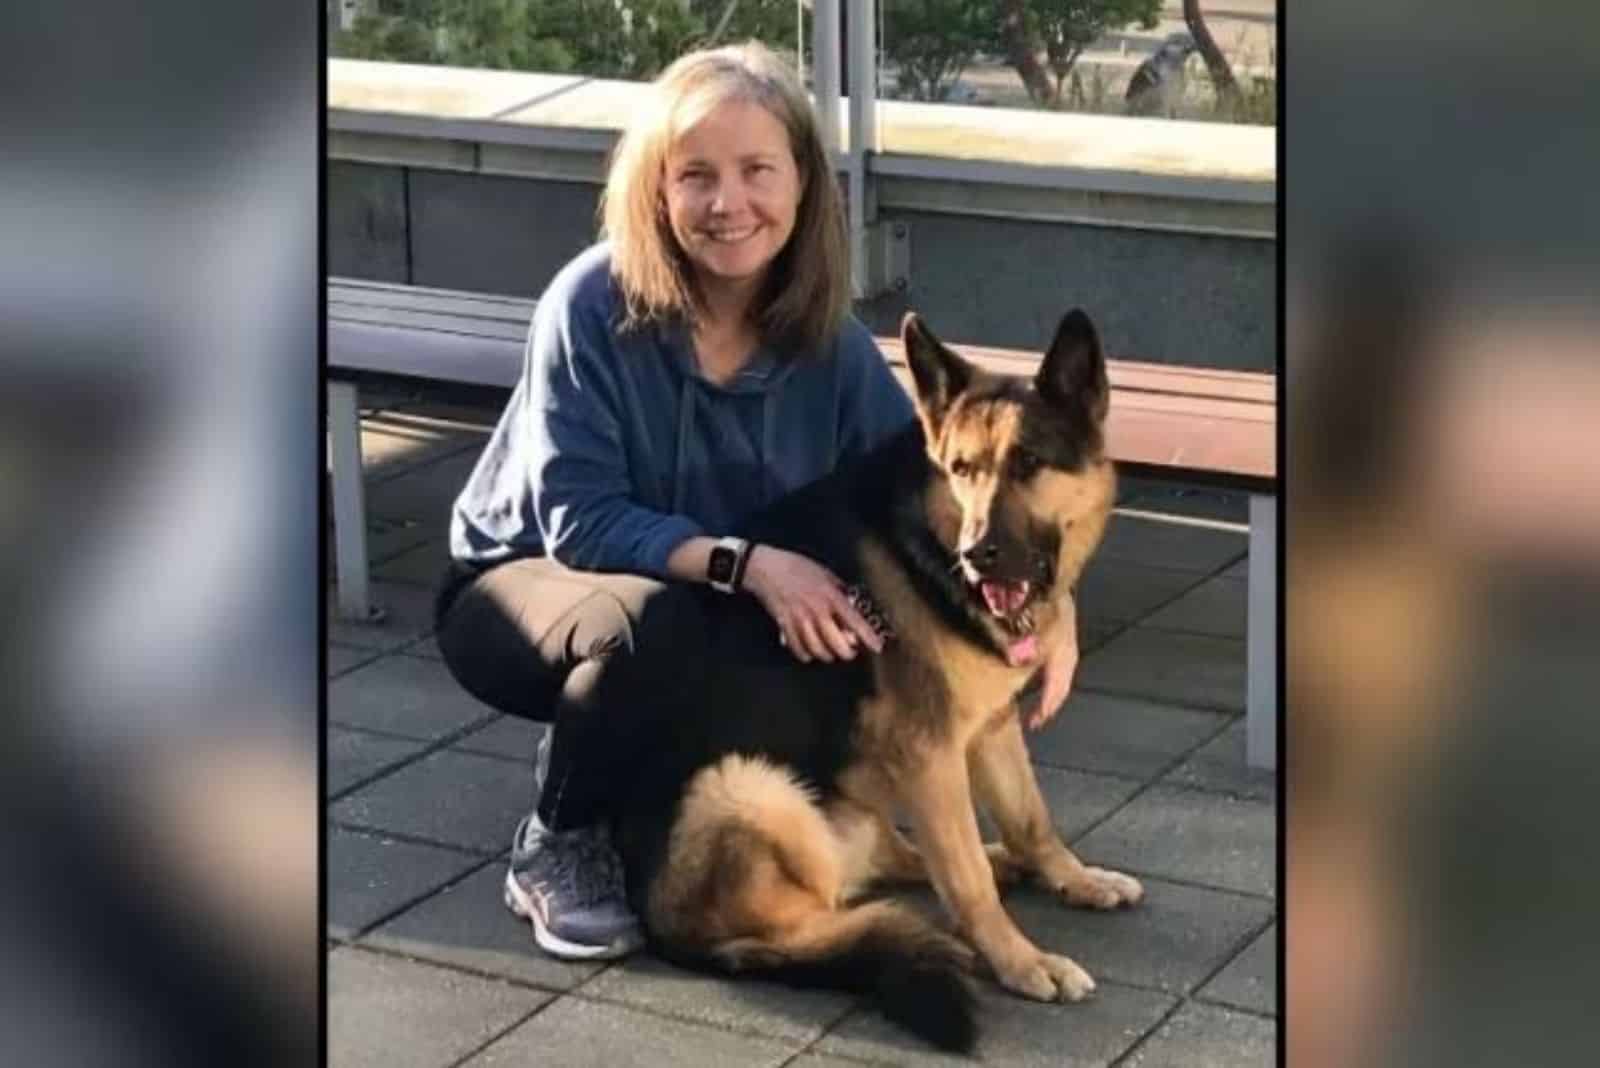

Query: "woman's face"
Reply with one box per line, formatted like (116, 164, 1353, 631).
(663, 98, 802, 297)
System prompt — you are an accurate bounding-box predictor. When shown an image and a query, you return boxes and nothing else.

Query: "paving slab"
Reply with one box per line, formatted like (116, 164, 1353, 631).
(326, 514, 440, 586)
(390, 397, 502, 430)
(1076, 627, 1245, 713)
(1022, 765, 1146, 843)
(374, 538, 452, 589)
(328, 827, 486, 939)
(1003, 878, 1274, 997)
(405, 636, 445, 661)
(367, 449, 481, 525)
(815, 980, 1174, 1066)
(1223, 555, 1249, 579)
(329, 726, 431, 798)
(581, 951, 857, 1045)
(330, 654, 497, 741)
(360, 410, 485, 481)
(1121, 1001, 1275, 1067)
(363, 863, 605, 992)
(329, 643, 382, 678)
(1078, 618, 1122, 654)
(1197, 922, 1276, 1016)
(328, 579, 440, 652)
(1074, 561, 1202, 625)
(329, 946, 551, 1068)
(331, 747, 534, 854)
(451, 715, 547, 764)
(1028, 691, 1229, 781)
(1164, 721, 1276, 801)
(464, 994, 798, 1067)
(1073, 785, 1274, 898)
(1140, 576, 1247, 639)
(1095, 514, 1247, 574)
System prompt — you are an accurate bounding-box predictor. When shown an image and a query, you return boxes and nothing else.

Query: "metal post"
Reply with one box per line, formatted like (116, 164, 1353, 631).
(328, 380, 376, 622)
(845, 0, 878, 297)
(811, 0, 842, 166)
(1246, 493, 1277, 769)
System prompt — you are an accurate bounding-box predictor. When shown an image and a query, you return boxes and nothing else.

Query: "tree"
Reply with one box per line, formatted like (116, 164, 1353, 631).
(1181, 0, 1242, 113)
(995, 0, 1161, 109)
(882, 0, 991, 103)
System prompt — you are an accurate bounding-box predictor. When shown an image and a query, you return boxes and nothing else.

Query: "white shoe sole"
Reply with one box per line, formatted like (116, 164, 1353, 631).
(503, 868, 642, 961)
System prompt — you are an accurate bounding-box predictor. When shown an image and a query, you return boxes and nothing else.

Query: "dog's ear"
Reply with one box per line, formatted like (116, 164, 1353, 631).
(902, 312, 974, 439)
(1036, 308, 1109, 423)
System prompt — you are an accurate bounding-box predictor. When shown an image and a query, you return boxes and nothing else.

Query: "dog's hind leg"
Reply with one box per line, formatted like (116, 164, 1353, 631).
(829, 797, 1027, 901)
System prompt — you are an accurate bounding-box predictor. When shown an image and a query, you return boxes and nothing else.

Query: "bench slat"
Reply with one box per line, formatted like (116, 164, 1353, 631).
(330, 301, 530, 342)
(330, 280, 537, 323)
(326, 278, 1276, 489)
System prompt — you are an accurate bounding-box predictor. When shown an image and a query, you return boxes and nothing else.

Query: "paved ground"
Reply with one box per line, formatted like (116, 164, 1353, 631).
(327, 386, 1278, 1067)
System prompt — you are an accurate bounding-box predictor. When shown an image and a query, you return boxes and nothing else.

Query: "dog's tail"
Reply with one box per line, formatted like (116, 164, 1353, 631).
(663, 900, 978, 1053)
(651, 755, 978, 1052)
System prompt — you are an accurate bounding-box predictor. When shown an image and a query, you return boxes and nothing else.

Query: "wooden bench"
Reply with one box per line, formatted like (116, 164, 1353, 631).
(329, 277, 1277, 768)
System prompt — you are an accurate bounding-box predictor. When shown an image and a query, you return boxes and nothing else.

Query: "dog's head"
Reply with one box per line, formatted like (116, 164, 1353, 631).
(903, 309, 1115, 665)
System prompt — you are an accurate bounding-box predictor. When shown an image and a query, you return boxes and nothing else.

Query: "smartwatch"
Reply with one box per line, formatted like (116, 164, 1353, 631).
(707, 536, 751, 594)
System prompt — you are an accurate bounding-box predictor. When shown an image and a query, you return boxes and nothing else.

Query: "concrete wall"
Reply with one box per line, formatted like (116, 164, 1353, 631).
(329, 160, 1274, 371)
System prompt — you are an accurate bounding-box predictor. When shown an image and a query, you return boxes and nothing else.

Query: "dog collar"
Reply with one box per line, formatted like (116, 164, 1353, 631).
(843, 584, 896, 641)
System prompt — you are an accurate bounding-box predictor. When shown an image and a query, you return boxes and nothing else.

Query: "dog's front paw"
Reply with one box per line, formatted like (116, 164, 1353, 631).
(996, 951, 1096, 1003)
(1051, 865, 1144, 910)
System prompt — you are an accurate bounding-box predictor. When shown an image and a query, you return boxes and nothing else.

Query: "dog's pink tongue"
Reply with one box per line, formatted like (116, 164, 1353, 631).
(1005, 634, 1040, 666)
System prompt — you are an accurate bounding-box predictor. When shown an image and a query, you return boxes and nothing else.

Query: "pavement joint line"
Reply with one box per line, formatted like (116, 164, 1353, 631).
(439, 998, 553, 1068)
(1105, 554, 1237, 632)
(345, 852, 501, 942)
(1065, 868, 1276, 906)
(329, 819, 504, 860)
(344, 937, 598, 998)
(326, 710, 503, 802)
(328, 647, 389, 680)
(1184, 912, 1277, 1004)
(1106, 994, 1189, 1067)
(1063, 709, 1238, 848)
(557, 986, 822, 1051)
(1190, 994, 1277, 1021)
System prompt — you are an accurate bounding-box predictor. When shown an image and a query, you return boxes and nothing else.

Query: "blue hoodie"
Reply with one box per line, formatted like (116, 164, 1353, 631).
(449, 243, 916, 577)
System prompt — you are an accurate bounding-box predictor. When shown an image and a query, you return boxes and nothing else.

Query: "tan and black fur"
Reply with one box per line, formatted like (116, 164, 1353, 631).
(604, 309, 1140, 1052)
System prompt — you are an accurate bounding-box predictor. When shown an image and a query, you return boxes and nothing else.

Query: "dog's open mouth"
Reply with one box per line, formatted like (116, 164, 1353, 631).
(976, 578, 1041, 666)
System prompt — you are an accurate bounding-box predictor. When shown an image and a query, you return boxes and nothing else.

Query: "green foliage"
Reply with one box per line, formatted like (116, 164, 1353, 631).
(881, 0, 990, 102)
(333, 0, 807, 80)
(1021, 0, 1161, 106)
(335, 0, 576, 71)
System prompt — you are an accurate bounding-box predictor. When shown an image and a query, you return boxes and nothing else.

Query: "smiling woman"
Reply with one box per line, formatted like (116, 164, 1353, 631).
(429, 41, 935, 965)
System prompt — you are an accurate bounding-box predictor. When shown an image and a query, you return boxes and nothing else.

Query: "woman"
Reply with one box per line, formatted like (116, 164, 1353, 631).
(434, 42, 1080, 961)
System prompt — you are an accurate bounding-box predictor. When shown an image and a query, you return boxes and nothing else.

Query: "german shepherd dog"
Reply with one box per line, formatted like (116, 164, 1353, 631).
(603, 308, 1141, 1052)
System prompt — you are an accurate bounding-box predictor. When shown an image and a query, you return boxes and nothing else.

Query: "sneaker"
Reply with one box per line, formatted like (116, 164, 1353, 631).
(503, 812, 644, 960)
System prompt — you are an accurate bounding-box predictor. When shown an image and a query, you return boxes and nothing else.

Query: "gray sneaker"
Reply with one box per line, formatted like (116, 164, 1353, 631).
(503, 812, 644, 960)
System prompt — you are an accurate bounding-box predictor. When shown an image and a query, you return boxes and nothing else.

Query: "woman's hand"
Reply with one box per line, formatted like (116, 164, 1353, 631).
(1025, 598, 1081, 731)
(742, 545, 884, 663)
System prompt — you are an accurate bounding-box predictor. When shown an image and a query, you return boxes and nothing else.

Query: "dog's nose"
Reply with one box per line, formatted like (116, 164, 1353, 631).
(961, 540, 999, 569)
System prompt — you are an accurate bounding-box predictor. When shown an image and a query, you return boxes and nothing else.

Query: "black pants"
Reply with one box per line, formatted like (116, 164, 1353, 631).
(434, 557, 704, 832)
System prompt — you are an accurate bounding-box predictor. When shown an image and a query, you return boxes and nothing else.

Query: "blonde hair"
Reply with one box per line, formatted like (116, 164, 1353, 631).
(601, 41, 851, 355)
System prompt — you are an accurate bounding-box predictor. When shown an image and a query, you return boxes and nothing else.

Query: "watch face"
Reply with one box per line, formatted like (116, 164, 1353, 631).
(708, 546, 737, 585)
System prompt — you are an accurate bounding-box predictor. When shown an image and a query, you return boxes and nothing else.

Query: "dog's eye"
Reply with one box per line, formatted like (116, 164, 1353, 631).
(948, 457, 973, 479)
(1011, 449, 1041, 477)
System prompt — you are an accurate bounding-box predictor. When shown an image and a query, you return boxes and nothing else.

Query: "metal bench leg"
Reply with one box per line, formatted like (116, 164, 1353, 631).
(1247, 493, 1277, 769)
(328, 380, 377, 622)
